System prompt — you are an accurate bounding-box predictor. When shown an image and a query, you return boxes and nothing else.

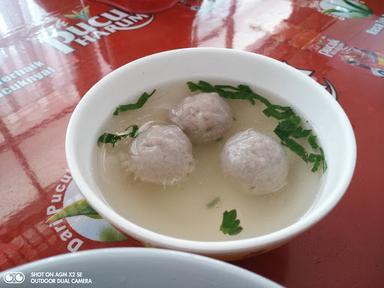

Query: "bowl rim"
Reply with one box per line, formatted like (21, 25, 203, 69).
(66, 47, 356, 255)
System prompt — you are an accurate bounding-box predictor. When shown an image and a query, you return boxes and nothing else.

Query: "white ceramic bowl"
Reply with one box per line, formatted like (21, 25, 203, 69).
(66, 48, 356, 260)
(1, 248, 281, 287)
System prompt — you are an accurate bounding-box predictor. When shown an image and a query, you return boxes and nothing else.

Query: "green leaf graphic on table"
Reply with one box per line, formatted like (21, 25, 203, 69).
(47, 200, 129, 243)
(64, 6, 90, 20)
(100, 227, 129, 242)
(320, 0, 373, 19)
(47, 199, 102, 223)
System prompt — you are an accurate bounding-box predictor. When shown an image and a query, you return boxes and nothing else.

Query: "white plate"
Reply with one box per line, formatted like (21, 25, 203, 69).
(1, 248, 281, 287)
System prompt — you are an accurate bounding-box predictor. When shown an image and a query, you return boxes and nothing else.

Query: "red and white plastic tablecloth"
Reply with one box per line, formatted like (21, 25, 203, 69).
(0, 0, 383, 287)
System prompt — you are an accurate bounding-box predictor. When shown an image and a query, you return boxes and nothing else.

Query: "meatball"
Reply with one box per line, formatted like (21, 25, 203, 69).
(221, 129, 288, 194)
(124, 124, 195, 185)
(169, 92, 233, 144)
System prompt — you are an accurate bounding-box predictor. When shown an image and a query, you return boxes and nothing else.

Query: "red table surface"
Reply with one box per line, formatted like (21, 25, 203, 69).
(1, 0, 383, 287)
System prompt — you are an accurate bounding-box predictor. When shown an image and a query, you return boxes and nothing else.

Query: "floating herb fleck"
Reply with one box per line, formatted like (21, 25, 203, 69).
(206, 197, 220, 208)
(187, 81, 326, 172)
(220, 209, 243, 235)
(47, 199, 101, 223)
(97, 125, 139, 147)
(113, 90, 156, 116)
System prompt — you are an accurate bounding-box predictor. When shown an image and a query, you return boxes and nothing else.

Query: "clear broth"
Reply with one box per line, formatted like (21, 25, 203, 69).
(94, 81, 321, 241)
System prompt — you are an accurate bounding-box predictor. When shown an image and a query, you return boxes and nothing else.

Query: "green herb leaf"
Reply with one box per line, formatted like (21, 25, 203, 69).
(187, 81, 257, 104)
(308, 134, 319, 149)
(187, 80, 216, 93)
(199, 81, 216, 91)
(274, 115, 301, 139)
(47, 199, 101, 223)
(113, 90, 156, 116)
(262, 105, 294, 120)
(281, 138, 308, 162)
(187, 81, 201, 92)
(291, 127, 311, 138)
(97, 125, 139, 147)
(320, 148, 327, 171)
(220, 209, 243, 235)
(308, 153, 322, 172)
